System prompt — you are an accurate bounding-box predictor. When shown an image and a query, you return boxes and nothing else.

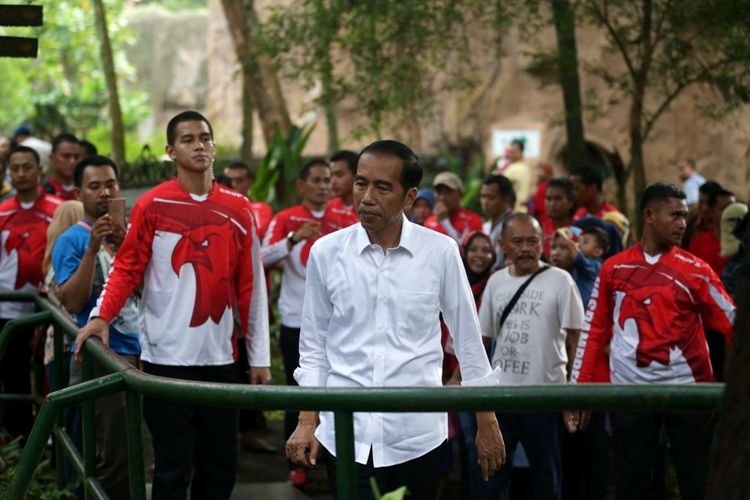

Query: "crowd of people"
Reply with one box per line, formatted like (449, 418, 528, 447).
(0, 114, 743, 500)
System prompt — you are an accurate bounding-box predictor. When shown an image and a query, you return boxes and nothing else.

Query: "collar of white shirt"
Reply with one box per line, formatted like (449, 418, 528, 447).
(354, 214, 416, 257)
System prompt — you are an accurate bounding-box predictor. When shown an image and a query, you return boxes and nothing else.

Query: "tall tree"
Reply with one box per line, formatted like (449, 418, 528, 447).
(579, 0, 750, 228)
(91, 0, 125, 167)
(220, 0, 293, 146)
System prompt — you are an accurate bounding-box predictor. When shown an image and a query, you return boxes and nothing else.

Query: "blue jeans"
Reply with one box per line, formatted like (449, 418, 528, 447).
(495, 412, 562, 500)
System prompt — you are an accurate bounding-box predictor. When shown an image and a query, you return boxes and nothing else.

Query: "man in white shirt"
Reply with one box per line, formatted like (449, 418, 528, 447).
(677, 159, 706, 209)
(479, 213, 584, 499)
(286, 140, 506, 498)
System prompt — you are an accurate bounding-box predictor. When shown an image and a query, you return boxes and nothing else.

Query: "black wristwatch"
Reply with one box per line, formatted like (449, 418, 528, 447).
(286, 231, 298, 246)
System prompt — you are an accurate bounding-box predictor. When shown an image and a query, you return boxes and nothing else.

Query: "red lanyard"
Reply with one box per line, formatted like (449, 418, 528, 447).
(76, 220, 114, 257)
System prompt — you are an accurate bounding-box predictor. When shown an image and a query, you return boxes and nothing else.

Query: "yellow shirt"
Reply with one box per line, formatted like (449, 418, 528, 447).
(503, 160, 533, 213)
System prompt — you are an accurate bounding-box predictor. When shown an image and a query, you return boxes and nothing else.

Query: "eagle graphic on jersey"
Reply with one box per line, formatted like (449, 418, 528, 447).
(2, 211, 48, 289)
(611, 265, 704, 377)
(147, 200, 248, 328)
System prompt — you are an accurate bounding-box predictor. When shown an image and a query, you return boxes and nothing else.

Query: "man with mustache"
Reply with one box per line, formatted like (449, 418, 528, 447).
(478, 213, 584, 499)
(76, 111, 271, 500)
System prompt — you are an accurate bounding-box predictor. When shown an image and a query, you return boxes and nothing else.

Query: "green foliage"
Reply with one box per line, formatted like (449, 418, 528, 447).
(370, 477, 408, 500)
(260, 0, 510, 139)
(251, 124, 316, 209)
(0, 437, 75, 499)
(0, 0, 148, 153)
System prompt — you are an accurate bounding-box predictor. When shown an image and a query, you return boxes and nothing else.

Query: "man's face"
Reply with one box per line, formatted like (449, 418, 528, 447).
(78, 165, 119, 219)
(435, 185, 462, 214)
(299, 165, 331, 207)
(165, 120, 215, 173)
(677, 161, 692, 182)
(330, 160, 354, 199)
(645, 197, 689, 247)
(223, 168, 251, 196)
(570, 175, 594, 207)
(509, 143, 523, 162)
(49, 141, 81, 181)
(501, 218, 543, 275)
(8, 151, 41, 193)
(0, 137, 11, 159)
(480, 183, 508, 219)
(545, 186, 573, 220)
(353, 152, 414, 234)
(411, 198, 432, 225)
(550, 235, 575, 270)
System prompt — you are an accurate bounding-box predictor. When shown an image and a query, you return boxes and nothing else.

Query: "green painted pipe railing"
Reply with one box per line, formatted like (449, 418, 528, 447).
(0, 292, 727, 500)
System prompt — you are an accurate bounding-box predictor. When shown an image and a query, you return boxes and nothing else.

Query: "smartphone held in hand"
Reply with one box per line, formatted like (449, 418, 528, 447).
(108, 198, 126, 230)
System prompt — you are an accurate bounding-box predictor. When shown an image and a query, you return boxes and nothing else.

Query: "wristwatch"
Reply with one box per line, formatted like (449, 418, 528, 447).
(286, 231, 298, 246)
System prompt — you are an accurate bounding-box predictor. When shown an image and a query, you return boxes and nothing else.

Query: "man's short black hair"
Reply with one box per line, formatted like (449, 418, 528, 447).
(79, 140, 98, 157)
(511, 139, 525, 152)
(699, 180, 723, 196)
(482, 174, 516, 204)
(330, 150, 358, 176)
(166, 110, 214, 146)
(639, 182, 686, 212)
(299, 158, 330, 180)
(708, 188, 735, 208)
(358, 140, 422, 191)
(547, 177, 575, 201)
(582, 226, 610, 254)
(9, 145, 40, 165)
(225, 160, 255, 180)
(73, 155, 119, 188)
(571, 165, 604, 192)
(51, 133, 79, 153)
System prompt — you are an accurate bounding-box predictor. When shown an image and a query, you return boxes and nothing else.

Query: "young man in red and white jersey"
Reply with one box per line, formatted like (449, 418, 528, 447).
(567, 182, 735, 500)
(43, 133, 81, 201)
(0, 145, 62, 437)
(424, 171, 483, 244)
(261, 158, 344, 486)
(77, 111, 271, 500)
(570, 165, 623, 222)
(223, 160, 274, 240)
(327, 149, 359, 227)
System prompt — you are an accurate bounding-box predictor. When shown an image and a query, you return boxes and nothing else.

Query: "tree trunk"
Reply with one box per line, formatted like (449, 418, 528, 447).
(320, 53, 339, 155)
(628, 85, 647, 234)
(241, 74, 253, 165)
(220, 0, 293, 145)
(551, 0, 586, 170)
(706, 236, 750, 497)
(91, 0, 125, 167)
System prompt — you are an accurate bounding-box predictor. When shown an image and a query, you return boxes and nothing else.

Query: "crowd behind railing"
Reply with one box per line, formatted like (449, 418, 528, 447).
(0, 117, 741, 499)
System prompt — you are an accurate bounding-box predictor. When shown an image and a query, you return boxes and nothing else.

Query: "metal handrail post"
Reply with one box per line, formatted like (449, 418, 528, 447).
(82, 354, 97, 487)
(52, 323, 66, 489)
(125, 389, 147, 500)
(334, 411, 357, 500)
(0, 310, 52, 360)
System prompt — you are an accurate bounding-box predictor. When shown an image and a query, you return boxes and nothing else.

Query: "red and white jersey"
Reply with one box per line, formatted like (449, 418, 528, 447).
(424, 208, 483, 244)
(571, 244, 735, 385)
(327, 197, 359, 227)
(261, 205, 345, 328)
(41, 177, 77, 201)
(573, 201, 621, 222)
(93, 179, 269, 367)
(249, 200, 273, 240)
(0, 193, 62, 318)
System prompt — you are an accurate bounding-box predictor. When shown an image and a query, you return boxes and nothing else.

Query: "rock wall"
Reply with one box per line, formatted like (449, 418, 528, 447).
(124, 2, 750, 199)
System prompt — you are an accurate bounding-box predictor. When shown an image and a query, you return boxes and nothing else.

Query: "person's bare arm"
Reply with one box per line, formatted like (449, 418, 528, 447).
(565, 328, 580, 378)
(286, 411, 321, 467)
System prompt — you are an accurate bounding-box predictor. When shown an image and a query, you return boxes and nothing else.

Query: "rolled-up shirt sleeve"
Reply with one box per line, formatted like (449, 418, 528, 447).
(294, 247, 332, 387)
(439, 242, 501, 387)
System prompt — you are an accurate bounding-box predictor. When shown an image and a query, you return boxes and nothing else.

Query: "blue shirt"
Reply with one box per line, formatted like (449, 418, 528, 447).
(52, 221, 140, 356)
(571, 252, 602, 308)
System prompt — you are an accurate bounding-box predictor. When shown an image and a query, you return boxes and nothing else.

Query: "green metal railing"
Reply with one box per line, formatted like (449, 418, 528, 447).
(0, 292, 725, 499)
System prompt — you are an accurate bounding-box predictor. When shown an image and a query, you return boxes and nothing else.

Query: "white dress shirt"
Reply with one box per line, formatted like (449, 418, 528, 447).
(294, 215, 499, 467)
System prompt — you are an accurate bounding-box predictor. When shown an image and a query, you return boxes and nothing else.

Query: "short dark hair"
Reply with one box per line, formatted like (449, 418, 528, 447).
(500, 213, 542, 240)
(699, 180, 723, 196)
(73, 155, 119, 188)
(330, 150, 358, 176)
(482, 174, 516, 204)
(639, 182, 686, 212)
(358, 140, 422, 191)
(299, 158, 330, 180)
(166, 110, 214, 146)
(511, 139, 525, 152)
(225, 160, 254, 180)
(51, 133, 79, 153)
(708, 188, 735, 208)
(215, 173, 232, 188)
(9, 145, 40, 165)
(571, 165, 603, 192)
(547, 177, 575, 201)
(79, 140, 98, 157)
(582, 226, 610, 254)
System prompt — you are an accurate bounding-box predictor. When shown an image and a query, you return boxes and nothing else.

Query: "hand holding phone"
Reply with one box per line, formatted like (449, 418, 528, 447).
(107, 198, 126, 231)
